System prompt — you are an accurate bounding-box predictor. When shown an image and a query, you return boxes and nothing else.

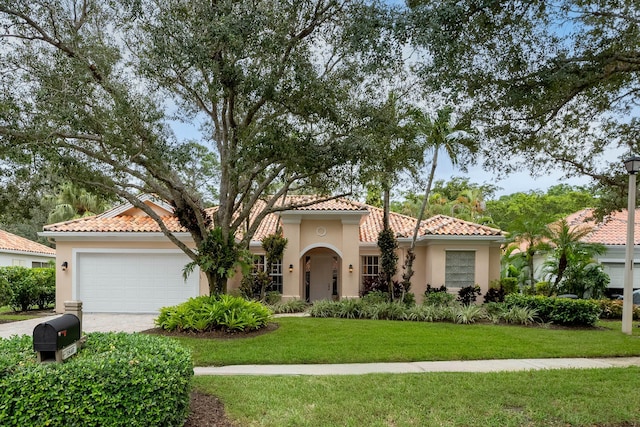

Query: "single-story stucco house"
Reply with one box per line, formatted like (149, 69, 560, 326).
(529, 208, 640, 296)
(40, 195, 505, 313)
(0, 228, 56, 268)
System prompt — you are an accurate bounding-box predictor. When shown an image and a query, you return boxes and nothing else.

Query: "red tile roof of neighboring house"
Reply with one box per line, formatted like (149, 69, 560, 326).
(43, 196, 503, 243)
(566, 208, 640, 246)
(0, 229, 56, 255)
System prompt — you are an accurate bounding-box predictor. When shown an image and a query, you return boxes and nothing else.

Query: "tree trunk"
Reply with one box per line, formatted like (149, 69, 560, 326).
(527, 249, 535, 292)
(554, 254, 567, 290)
(403, 148, 439, 288)
(205, 270, 228, 296)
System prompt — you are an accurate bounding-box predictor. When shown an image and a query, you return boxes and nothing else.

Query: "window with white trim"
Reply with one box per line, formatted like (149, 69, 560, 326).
(31, 262, 48, 268)
(253, 255, 283, 293)
(445, 251, 475, 288)
(361, 255, 380, 282)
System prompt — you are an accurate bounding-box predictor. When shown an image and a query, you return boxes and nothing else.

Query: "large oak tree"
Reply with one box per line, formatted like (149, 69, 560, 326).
(0, 0, 399, 293)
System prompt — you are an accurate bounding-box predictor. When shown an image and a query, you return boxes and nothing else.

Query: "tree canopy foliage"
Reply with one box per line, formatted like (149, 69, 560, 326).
(0, 0, 399, 292)
(486, 184, 596, 231)
(409, 0, 640, 202)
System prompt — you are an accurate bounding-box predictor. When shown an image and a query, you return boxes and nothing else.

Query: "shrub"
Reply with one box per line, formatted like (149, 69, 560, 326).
(452, 304, 485, 324)
(361, 291, 390, 305)
(551, 298, 601, 326)
(0, 332, 192, 426)
(0, 266, 55, 312)
(338, 299, 367, 319)
(239, 271, 271, 300)
(361, 274, 409, 302)
(265, 291, 282, 305)
(424, 285, 454, 307)
(498, 277, 519, 295)
(501, 306, 539, 325)
(504, 294, 601, 327)
(402, 292, 416, 307)
(457, 285, 482, 305)
(405, 305, 436, 322)
(0, 275, 11, 307)
(535, 281, 552, 296)
(360, 301, 406, 321)
(594, 299, 640, 320)
(156, 294, 272, 332)
(309, 299, 341, 318)
(483, 287, 505, 303)
(596, 299, 624, 319)
(270, 299, 309, 314)
(31, 268, 56, 309)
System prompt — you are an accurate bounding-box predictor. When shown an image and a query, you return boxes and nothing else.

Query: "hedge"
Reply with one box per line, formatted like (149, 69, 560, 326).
(0, 332, 192, 426)
(0, 266, 55, 311)
(504, 294, 601, 326)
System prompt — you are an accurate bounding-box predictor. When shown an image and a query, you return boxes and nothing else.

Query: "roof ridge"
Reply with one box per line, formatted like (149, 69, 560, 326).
(428, 214, 502, 233)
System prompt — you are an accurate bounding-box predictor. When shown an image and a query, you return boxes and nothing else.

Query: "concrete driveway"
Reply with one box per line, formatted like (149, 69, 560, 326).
(0, 313, 157, 339)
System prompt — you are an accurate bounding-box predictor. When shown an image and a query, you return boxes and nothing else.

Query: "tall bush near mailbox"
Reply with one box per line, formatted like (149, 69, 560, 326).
(0, 333, 192, 426)
(0, 267, 36, 311)
(31, 268, 55, 309)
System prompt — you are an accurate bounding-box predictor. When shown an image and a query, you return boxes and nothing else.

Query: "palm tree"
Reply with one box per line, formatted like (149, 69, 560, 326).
(543, 219, 606, 292)
(47, 183, 111, 223)
(505, 216, 552, 292)
(403, 107, 478, 285)
(359, 92, 422, 230)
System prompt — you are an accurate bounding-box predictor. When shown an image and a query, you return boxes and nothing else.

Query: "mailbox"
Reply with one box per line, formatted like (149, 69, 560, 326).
(33, 314, 81, 363)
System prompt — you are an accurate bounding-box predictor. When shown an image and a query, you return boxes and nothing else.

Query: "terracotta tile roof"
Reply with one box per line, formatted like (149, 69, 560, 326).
(418, 214, 504, 237)
(43, 196, 503, 243)
(0, 229, 55, 256)
(567, 208, 640, 246)
(43, 215, 186, 233)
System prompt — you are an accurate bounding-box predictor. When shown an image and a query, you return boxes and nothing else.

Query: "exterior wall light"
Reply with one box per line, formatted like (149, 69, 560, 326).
(349, 264, 353, 273)
(61, 261, 68, 271)
(289, 264, 293, 273)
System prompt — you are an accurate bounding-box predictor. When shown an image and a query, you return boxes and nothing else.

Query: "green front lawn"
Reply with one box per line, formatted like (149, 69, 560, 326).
(0, 305, 42, 322)
(175, 317, 640, 366)
(194, 367, 640, 426)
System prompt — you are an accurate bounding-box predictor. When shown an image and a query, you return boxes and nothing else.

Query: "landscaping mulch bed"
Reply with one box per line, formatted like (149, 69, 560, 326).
(143, 321, 279, 339)
(184, 391, 236, 427)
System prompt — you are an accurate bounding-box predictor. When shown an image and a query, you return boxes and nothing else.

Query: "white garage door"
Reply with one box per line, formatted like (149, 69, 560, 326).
(76, 251, 199, 313)
(602, 262, 640, 289)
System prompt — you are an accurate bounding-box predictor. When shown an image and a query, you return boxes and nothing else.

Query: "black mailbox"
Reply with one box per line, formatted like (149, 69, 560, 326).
(33, 314, 81, 362)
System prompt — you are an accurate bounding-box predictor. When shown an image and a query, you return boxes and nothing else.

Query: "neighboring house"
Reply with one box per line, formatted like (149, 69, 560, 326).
(40, 195, 505, 313)
(0, 229, 56, 268)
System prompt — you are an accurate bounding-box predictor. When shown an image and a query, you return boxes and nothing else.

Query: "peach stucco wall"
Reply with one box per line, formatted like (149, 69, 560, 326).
(417, 242, 501, 303)
(278, 216, 362, 300)
(53, 227, 502, 310)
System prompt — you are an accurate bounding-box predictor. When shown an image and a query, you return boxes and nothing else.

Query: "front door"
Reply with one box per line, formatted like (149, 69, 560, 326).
(309, 255, 334, 301)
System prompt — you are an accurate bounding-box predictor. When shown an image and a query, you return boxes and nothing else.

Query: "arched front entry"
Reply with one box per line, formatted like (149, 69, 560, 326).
(302, 247, 341, 302)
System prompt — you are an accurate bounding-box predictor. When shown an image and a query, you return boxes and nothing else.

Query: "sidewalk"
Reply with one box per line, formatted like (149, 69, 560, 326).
(194, 357, 640, 376)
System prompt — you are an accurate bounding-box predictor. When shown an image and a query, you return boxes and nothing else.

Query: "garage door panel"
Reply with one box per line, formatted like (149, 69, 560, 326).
(76, 252, 199, 313)
(602, 262, 640, 289)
